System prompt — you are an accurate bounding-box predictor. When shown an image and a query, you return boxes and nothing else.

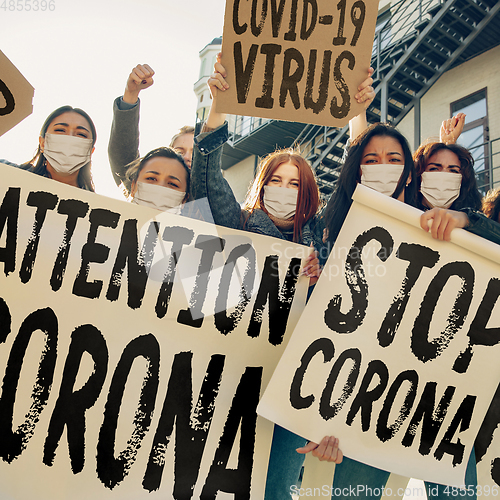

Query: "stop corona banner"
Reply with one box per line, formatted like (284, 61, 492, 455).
(259, 184, 500, 489)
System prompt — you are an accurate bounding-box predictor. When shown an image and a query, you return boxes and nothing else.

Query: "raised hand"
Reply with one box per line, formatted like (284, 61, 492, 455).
(205, 53, 228, 130)
(440, 113, 466, 145)
(123, 64, 155, 105)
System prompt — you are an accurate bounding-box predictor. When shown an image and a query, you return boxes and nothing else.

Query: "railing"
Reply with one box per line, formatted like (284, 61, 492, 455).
(227, 115, 271, 145)
(472, 137, 500, 194)
(373, 0, 442, 79)
(294, 125, 326, 156)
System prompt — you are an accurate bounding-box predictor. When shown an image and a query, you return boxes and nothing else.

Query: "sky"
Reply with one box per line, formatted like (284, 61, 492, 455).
(0, 0, 226, 199)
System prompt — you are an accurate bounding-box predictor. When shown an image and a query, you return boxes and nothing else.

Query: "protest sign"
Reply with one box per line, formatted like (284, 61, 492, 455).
(0, 51, 34, 137)
(216, 0, 378, 127)
(258, 184, 500, 487)
(0, 163, 309, 499)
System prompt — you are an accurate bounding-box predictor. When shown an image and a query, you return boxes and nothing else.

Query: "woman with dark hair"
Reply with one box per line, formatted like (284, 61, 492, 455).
(324, 122, 417, 246)
(122, 146, 190, 212)
(415, 116, 500, 244)
(19, 105, 97, 191)
(413, 141, 481, 212)
(332, 112, 496, 244)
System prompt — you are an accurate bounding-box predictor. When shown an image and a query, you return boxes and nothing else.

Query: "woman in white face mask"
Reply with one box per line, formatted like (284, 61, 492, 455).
(239, 148, 322, 246)
(20, 106, 96, 191)
(323, 123, 417, 246)
(415, 142, 483, 241)
(123, 147, 190, 212)
(414, 142, 481, 211)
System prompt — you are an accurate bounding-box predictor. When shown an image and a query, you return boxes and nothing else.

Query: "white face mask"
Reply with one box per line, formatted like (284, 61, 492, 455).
(360, 164, 405, 197)
(42, 134, 93, 175)
(420, 171, 462, 209)
(132, 181, 186, 213)
(263, 185, 298, 219)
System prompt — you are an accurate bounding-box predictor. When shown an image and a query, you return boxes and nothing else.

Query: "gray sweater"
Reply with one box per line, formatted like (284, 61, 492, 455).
(107, 97, 141, 189)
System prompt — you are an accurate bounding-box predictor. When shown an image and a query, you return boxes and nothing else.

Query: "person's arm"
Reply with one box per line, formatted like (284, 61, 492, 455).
(337, 68, 375, 166)
(420, 207, 500, 245)
(191, 123, 244, 230)
(349, 67, 375, 141)
(203, 53, 227, 132)
(190, 55, 245, 230)
(107, 64, 155, 188)
(440, 113, 466, 145)
(460, 208, 500, 246)
(108, 97, 141, 187)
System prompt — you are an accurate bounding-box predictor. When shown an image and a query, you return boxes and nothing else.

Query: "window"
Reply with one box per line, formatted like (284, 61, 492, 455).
(451, 89, 489, 193)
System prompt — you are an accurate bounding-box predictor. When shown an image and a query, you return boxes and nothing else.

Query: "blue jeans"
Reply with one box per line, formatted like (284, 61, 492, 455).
(264, 425, 477, 500)
(265, 425, 307, 499)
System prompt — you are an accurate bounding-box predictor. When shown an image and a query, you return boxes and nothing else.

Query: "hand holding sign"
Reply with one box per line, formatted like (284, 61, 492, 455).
(0, 50, 34, 137)
(204, 53, 229, 130)
(349, 66, 375, 140)
(354, 67, 375, 109)
(420, 208, 470, 241)
(297, 435, 344, 464)
(208, 53, 229, 99)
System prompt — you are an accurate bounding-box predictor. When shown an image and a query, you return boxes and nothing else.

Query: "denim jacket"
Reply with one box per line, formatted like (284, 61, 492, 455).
(191, 122, 326, 256)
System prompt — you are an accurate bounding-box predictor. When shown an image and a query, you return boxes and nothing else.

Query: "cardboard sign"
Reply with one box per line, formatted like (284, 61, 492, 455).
(0, 163, 309, 499)
(0, 51, 34, 137)
(258, 184, 500, 487)
(216, 0, 378, 126)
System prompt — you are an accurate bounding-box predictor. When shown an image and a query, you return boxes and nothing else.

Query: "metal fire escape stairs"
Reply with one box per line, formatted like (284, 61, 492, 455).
(300, 0, 500, 197)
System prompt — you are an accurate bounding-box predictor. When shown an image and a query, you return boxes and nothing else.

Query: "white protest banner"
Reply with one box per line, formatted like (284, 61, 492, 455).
(258, 184, 500, 487)
(216, 0, 378, 127)
(0, 163, 309, 499)
(0, 51, 34, 137)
